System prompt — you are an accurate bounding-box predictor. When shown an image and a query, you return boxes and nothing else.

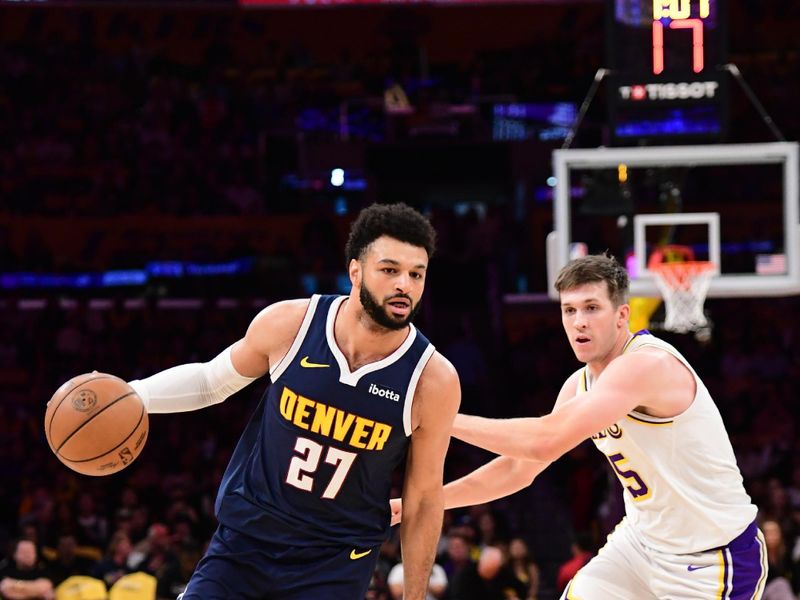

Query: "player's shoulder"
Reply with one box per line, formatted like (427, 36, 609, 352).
(420, 350, 460, 387)
(249, 298, 314, 338)
(414, 351, 460, 406)
(412, 350, 460, 426)
(604, 345, 688, 386)
(618, 344, 680, 369)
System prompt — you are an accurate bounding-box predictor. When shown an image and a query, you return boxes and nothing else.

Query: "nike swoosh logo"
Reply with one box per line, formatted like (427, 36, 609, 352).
(687, 565, 712, 572)
(350, 549, 372, 560)
(300, 356, 330, 368)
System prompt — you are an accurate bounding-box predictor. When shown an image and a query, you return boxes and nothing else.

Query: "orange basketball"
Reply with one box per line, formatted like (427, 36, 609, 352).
(45, 372, 148, 476)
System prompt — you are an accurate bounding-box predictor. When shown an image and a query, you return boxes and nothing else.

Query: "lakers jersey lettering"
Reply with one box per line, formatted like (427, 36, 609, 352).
(279, 386, 392, 451)
(591, 424, 623, 440)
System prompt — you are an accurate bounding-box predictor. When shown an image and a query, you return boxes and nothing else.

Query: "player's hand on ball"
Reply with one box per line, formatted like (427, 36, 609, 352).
(390, 498, 402, 526)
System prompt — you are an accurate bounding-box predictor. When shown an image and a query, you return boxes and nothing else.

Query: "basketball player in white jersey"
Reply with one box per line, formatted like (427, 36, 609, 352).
(393, 253, 767, 599)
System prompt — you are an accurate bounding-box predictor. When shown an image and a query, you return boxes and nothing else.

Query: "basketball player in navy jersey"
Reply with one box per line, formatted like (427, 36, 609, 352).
(128, 203, 460, 600)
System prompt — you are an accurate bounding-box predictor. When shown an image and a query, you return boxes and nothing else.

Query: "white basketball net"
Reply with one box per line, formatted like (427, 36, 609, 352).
(651, 262, 715, 333)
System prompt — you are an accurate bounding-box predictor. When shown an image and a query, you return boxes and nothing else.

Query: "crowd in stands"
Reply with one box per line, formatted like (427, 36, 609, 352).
(0, 4, 603, 220)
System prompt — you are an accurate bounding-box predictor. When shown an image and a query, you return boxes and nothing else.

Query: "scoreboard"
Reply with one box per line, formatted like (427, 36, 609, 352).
(607, 0, 728, 143)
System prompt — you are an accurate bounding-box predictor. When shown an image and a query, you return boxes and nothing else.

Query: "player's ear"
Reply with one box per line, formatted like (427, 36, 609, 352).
(618, 303, 631, 327)
(349, 259, 361, 286)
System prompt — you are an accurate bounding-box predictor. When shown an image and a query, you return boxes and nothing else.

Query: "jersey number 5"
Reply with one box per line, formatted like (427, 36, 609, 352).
(286, 437, 357, 500)
(608, 452, 651, 502)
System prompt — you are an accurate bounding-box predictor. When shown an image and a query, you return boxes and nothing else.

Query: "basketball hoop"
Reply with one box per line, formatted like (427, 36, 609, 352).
(650, 261, 716, 334)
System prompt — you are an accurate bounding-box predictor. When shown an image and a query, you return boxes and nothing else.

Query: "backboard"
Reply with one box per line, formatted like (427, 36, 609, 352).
(547, 142, 799, 299)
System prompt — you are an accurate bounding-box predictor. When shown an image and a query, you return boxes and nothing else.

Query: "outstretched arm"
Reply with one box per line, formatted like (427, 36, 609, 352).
(390, 372, 584, 525)
(393, 455, 549, 523)
(451, 351, 684, 462)
(439, 366, 585, 507)
(129, 299, 308, 413)
(400, 353, 460, 600)
(443, 456, 549, 509)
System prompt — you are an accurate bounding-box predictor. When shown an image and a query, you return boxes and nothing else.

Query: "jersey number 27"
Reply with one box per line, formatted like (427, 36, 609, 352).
(286, 437, 357, 500)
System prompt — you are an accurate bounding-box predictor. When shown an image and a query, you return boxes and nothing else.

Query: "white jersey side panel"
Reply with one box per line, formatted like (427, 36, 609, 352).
(583, 333, 757, 554)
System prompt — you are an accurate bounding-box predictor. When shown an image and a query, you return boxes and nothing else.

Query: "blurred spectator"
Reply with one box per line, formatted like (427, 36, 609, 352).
(440, 533, 482, 600)
(126, 507, 151, 547)
(0, 538, 54, 600)
(168, 516, 202, 585)
(386, 560, 447, 600)
(508, 538, 540, 600)
(128, 524, 183, 600)
(762, 520, 795, 599)
(91, 530, 133, 588)
(474, 510, 508, 549)
(762, 479, 794, 535)
(44, 534, 94, 587)
(556, 532, 593, 593)
(74, 493, 108, 551)
(477, 545, 528, 600)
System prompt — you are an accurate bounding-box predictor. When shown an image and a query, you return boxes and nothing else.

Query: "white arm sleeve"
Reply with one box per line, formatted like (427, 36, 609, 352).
(129, 346, 258, 414)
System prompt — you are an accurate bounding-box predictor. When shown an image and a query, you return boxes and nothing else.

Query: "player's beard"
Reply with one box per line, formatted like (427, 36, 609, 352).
(360, 281, 420, 331)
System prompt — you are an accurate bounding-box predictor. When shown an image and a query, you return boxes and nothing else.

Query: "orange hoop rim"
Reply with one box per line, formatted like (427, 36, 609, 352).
(650, 260, 716, 273)
(651, 261, 716, 290)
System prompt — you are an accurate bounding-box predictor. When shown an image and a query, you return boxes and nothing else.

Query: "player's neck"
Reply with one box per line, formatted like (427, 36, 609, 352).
(334, 297, 411, 369)
(587, 330, 634, 379)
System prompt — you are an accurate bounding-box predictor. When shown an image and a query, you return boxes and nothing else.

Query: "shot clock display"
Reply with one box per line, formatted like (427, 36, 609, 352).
(607, 0, 728, 143)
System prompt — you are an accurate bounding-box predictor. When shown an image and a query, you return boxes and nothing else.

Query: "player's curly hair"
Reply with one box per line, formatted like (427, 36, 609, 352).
(554, 252, 630, 306)
(345, 203, 437, 265)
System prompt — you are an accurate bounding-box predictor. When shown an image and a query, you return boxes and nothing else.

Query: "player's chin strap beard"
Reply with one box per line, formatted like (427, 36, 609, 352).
(360, 284, 412, 331)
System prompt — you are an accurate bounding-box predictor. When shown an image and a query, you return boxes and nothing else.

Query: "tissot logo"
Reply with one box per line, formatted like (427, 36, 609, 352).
(619, 81, 719, 101)
(368, 383, 400, 402)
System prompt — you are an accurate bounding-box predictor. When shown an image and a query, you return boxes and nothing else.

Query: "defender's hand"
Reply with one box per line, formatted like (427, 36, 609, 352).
(390, 497, 402, 526)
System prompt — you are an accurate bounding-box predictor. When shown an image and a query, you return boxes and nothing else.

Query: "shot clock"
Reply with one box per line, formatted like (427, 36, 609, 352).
(607, 0, 728, 143)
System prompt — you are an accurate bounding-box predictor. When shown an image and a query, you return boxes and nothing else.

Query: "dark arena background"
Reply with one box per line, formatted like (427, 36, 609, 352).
(1, 0, 798, 598)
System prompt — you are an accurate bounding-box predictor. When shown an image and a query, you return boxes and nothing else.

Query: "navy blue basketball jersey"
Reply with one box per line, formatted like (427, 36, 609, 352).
(215, 294, 435, 547)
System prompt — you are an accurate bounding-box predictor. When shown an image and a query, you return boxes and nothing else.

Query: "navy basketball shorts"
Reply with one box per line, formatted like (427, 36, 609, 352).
(179, 524, 381, 600)
(561, 519, 767, 599)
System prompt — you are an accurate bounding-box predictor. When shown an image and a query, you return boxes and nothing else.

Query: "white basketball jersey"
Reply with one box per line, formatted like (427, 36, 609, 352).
(581, 332, 757, 554)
